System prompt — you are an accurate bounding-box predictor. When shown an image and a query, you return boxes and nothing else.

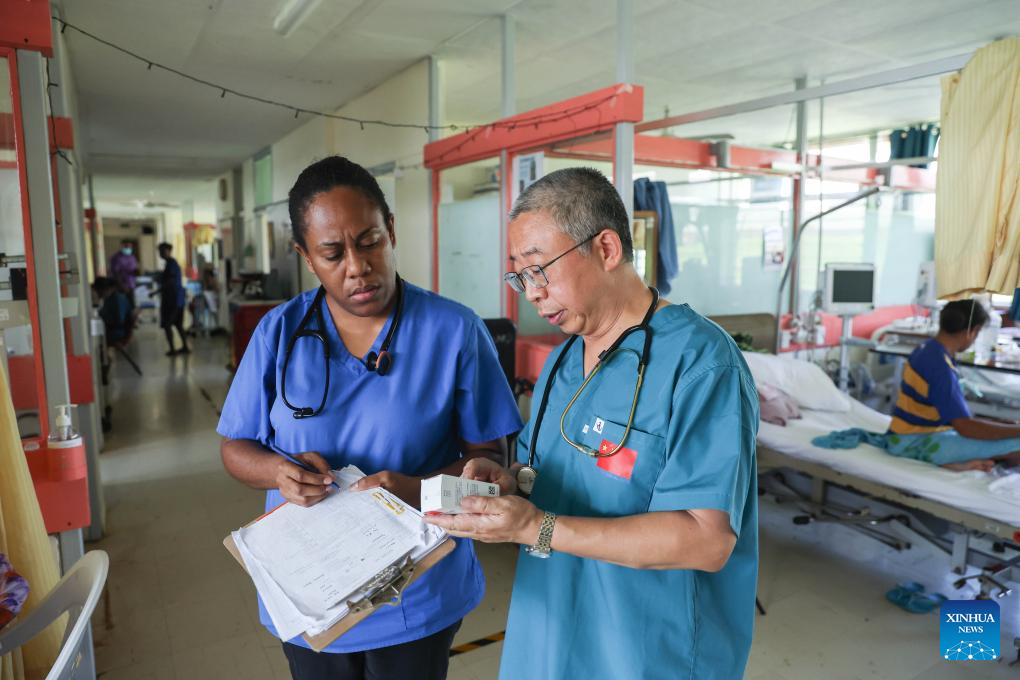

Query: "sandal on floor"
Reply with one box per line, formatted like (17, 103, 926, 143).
(902, 591, 947, 614)
(885, 581, 925, 609)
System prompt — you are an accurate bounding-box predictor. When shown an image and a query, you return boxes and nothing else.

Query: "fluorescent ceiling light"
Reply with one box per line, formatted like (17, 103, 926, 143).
(273, 0, 320, 36)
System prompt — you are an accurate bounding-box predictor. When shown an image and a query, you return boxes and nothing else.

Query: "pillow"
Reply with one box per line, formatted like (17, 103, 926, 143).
(741, 351, 850, 413)
(758, 381, 802, 426)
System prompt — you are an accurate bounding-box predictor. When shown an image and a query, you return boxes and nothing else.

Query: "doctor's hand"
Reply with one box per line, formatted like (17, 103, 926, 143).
(275, 452, 333, 507)
(350, 471, 421, 509)
(425, 496, 543, 545)
(461, 458, 517, 496)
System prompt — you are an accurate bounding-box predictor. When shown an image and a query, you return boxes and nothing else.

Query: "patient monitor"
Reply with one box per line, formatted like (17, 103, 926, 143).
(823, 263, 875, 315)
(823, 263, 876, 393)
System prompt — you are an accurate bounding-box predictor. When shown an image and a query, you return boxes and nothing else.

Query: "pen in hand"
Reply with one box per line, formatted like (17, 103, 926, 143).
(269, 445, 340, 490)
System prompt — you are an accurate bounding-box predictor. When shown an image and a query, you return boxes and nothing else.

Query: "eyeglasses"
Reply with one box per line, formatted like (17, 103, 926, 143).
(503, 232, 598, 293)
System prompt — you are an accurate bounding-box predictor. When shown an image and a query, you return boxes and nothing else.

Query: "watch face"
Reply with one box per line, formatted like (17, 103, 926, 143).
(517, 466, 537, 495)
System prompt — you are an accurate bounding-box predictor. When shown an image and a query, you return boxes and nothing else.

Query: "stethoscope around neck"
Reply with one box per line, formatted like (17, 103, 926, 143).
(280, 275, 405, 419)
(516, 287, 658, 494)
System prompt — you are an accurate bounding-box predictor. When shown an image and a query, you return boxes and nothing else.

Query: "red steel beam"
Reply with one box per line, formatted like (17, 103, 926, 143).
(7, 49, 51, 439)
(0, 112, 74, 150)
(0, 0, 53, 56)
(886, 165, 936, 192)
(424, 84, 644, 171)
(548, 134, 935, 191)
(550, 134, 789, 173)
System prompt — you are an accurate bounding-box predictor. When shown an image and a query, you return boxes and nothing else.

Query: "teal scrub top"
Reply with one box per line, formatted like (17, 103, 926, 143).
(501, 304, 759, 680)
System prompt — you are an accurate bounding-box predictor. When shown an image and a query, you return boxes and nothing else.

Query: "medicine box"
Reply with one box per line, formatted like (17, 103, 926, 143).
(420, 474, 500, 514)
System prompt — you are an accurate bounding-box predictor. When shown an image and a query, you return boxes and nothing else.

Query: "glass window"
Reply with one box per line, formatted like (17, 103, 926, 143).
(663, 169, 791, 317)
(437, 160, 503, 319)
(1, 55, 24, 257)
(796, 184, 935, 309)
(0, 54, 35, 371)
(253, 150, 272, 209)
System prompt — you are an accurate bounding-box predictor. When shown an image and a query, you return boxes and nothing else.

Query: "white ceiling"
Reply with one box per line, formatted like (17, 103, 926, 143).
(61, 0, 1020, 188)
(442, 0, 1020, 143)
(60, 0, 519, 177)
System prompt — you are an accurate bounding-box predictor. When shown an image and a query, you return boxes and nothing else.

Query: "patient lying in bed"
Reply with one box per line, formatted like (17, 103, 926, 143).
(820, 301, 1020, 472)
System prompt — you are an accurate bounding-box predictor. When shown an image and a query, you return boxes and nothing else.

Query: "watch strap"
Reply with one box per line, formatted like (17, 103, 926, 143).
(526, 511, 557, 557)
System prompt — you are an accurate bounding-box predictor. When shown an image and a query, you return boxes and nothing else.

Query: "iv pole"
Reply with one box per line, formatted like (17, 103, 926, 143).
(774, 186, 882, 354)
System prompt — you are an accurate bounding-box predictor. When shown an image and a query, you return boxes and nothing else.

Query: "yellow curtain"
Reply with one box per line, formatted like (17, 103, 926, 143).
(935, 37, 1020, 299)
(0, 365, 61, 680)
(0, 491, 24, 680)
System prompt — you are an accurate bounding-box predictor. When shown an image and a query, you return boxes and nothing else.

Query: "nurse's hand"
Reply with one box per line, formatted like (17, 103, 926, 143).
(275, 452, 334, 507)
(425, 496, 542, 545)
(461, 458, 517, 496)
(350, 471, 421, 509)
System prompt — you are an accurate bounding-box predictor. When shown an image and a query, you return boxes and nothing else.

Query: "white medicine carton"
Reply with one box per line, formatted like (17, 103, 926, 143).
(420, 474, 500, 514)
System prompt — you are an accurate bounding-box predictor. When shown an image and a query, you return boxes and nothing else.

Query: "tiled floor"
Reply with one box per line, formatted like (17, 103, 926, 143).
(90, 327, 1018, 679)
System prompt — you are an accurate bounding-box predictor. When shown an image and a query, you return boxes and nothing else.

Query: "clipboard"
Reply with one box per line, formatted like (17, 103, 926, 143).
(224, 514, 456, 651)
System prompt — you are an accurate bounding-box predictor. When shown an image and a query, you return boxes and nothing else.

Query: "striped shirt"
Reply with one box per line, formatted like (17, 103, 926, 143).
(889, 339, 971, 435)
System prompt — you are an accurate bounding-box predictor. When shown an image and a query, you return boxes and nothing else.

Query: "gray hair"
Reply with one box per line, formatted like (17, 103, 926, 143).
(509, 167, 633, 262)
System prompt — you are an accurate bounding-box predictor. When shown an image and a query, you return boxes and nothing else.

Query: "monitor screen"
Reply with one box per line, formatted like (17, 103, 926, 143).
(831, 269, 874, 304)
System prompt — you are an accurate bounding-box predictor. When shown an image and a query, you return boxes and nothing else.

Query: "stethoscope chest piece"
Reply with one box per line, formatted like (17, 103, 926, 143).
(366, 350, 392, 376)
(516, 465, 537, 495)
(282, 277, 404, 419)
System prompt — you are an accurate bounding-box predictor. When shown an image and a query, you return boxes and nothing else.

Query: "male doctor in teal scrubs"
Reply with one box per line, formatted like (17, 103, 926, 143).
(427, 168, 759, 680)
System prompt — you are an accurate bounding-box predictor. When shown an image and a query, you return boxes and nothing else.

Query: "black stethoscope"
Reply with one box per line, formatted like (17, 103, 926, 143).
(516, 287, 659, 494)
(280, 276, 405, 419)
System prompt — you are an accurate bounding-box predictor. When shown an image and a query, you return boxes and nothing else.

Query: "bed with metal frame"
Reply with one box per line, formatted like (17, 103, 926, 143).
(713, 312, 1020, 600)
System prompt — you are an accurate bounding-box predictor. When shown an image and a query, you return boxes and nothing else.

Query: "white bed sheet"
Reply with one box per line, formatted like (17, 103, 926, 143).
(757, 399, 1020, 527)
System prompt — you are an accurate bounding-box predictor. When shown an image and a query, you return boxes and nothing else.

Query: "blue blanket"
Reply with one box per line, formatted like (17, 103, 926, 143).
(812, 428, 890, 450)
(812, 427, 1020, 465)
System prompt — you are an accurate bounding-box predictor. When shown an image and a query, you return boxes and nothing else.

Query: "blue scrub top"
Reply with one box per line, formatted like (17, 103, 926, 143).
(501, 304, 759, 680)
(217, 281, 522, 653)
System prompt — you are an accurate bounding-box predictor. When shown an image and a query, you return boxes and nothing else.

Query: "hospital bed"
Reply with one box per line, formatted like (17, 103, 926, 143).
(713, 313, 1020, 600)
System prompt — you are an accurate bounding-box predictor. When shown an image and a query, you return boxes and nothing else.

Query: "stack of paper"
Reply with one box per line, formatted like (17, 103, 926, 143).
(231, 465, 448, 641)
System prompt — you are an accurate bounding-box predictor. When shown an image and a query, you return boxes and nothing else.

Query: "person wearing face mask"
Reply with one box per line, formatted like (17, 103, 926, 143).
(109, 239, 139, 304)
(217, 155, 522, 680)
(426, 167, 760, 680)
(157, 242, 189, 356)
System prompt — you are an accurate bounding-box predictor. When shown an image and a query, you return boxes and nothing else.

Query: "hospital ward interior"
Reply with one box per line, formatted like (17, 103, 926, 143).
(4, 1, 1020, 679)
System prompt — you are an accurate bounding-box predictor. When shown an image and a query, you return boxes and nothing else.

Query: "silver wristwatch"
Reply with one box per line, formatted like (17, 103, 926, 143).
(525, 511, 557, 558)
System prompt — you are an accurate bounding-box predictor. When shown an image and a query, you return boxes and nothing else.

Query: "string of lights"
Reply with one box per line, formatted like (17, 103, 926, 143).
(52, 15, 625, 153)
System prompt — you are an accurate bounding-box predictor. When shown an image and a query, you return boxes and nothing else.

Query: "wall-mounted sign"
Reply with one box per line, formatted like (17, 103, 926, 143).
(513, 152, 544, 202)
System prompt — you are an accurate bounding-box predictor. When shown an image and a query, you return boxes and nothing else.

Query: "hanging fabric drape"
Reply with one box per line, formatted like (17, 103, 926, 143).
(633, 178, 678, 295)
(0, 365, 61, 680)
(935, 37, 1020, 299)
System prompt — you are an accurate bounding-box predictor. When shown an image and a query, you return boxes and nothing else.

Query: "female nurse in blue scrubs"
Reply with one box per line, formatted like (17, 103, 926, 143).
(218, 155, 522, 680)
